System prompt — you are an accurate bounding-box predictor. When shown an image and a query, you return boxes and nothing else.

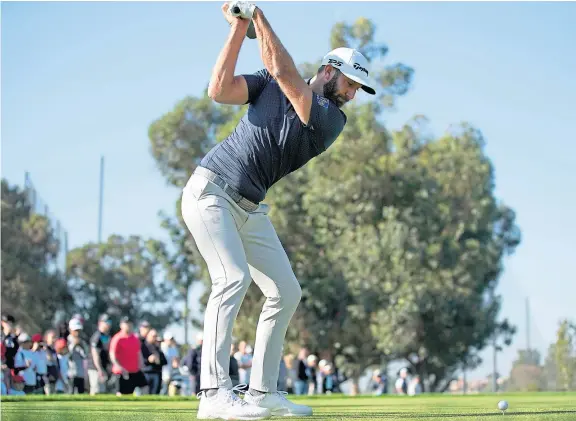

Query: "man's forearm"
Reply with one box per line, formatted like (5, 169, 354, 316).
(91, 349, 103, 372)
(252, 8, 298, 79)
(208, 20, 250, 99)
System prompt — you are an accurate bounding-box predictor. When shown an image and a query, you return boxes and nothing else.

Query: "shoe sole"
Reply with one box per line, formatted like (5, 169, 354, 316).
(270, 408, 313, 417)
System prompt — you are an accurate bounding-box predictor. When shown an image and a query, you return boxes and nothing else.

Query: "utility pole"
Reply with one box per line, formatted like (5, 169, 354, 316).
(98, 156, 104, 243)
(526, 297, 531, 351)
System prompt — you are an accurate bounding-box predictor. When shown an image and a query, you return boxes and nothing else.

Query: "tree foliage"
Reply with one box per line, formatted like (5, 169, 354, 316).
(507, 349, 544, 392)
(554, 319, 576, 391)
(147, 16, 521, 392)
(66, 234, 180, 332)
(1, 179, 73, 333)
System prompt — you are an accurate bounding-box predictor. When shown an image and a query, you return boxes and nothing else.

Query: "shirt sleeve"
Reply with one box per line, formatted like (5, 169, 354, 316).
(24, 350, 37, 370)
(141, 343, 151, 361)
(306, 92, 347, 150)
(242, 69, 273, 104)
(90, 332, 101, 350)
(14, 349, 25, 368)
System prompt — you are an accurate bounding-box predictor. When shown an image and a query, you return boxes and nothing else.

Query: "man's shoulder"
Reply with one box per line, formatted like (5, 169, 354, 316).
(90, 331, 102, 343)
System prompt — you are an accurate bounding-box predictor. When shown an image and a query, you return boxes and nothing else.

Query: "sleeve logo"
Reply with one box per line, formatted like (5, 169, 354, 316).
(316, 95, 329, 109)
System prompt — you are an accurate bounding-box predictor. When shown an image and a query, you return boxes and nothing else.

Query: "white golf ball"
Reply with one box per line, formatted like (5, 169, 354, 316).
(498, 400, 509, 411)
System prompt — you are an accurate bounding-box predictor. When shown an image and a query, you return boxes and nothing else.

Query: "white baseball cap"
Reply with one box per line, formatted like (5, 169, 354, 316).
(18, 333, 31, 342)
(163, 332, 174, 341)
(321, 47, 376, 95)
(69, 319, 83, 331)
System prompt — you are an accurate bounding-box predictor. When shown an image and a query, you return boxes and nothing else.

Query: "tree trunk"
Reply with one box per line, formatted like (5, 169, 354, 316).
(411, 360, 431, 393)
(184, 285, 190, 345)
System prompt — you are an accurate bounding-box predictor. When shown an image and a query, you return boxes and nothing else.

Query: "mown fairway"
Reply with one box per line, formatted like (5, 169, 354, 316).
(2, 393, 576, 420)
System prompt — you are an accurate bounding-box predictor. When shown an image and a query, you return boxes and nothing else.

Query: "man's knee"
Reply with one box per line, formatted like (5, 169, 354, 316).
(211, 272, 252, 301)
(278, 278, 302, 311)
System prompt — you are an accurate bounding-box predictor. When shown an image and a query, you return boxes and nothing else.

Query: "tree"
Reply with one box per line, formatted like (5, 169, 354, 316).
(1, 179, 73, 333)
(507, 349, 544, 392)
(300, 110, 519, 392)
(542, 342, 558, 391)
(554, 319, 575, 391)
(66, 234, 180, 333)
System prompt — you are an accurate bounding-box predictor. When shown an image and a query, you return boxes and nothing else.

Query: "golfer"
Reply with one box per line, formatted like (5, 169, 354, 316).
(181, 2, 376, 419)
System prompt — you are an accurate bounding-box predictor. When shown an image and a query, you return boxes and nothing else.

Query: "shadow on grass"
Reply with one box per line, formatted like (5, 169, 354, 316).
(418, 412, 576, 418)
(329, 411, 576, 419)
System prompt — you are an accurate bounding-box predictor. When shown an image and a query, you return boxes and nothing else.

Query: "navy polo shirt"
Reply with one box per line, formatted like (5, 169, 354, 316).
(200, 69, 347, 203)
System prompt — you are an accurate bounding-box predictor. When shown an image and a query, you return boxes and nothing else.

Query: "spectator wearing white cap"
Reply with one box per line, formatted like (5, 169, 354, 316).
(371, 368, 388, 396)
(306, 355, 318, 395)
(68, 320, 88, 394)
(67, 318, 84, 348)
(316, 359, 328, 394)
(395, 367, 409, 395)
(14, 333, 37, 394)
(160, 332, 179, 395)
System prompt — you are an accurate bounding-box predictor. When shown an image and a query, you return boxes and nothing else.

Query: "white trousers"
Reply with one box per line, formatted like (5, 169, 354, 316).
(181, 171, 302, 392)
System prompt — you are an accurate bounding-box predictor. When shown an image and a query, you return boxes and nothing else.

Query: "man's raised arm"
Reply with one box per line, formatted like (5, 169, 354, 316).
(207, 3, 252, 105)
(251, 7, 314, 125)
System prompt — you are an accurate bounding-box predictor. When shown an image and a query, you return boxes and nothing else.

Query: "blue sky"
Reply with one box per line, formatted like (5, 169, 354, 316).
(2, 1, 575, 381)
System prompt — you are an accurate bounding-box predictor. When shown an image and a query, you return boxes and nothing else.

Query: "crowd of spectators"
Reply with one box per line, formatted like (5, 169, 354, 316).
(1, 313, 347, 397)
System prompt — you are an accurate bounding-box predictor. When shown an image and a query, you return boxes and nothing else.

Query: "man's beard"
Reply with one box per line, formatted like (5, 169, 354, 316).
(323, 75, 347, 108)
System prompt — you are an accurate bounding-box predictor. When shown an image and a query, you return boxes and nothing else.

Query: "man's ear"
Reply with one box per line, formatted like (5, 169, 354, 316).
(322, 65, 335, 81)
(325, 65, 341, 81)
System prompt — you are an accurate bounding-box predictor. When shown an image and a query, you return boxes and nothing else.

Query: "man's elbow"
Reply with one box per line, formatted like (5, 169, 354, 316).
(207, 84, 225, 103)
(207, 77, 240, 103)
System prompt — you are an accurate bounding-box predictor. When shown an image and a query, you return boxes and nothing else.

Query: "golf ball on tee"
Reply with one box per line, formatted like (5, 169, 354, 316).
(498, 400, 508, 411)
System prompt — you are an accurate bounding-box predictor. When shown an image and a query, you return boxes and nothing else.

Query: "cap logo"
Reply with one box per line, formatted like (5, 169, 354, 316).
(328, 58, 343, 67)
(353, 63, 369, 76)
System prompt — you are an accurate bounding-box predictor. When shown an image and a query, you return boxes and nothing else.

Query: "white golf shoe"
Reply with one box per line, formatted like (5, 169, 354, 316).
(197, 385, 271, 420)
(243, 390, 313, 417)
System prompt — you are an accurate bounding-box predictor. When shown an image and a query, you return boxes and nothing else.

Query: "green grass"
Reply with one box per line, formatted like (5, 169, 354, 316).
(2, 393, 576, 420)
